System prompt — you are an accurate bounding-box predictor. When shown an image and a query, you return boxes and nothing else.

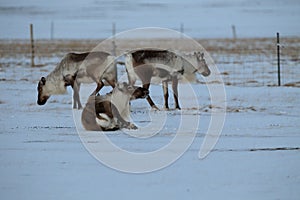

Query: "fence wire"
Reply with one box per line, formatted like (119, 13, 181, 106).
(0, 38, 299, 87)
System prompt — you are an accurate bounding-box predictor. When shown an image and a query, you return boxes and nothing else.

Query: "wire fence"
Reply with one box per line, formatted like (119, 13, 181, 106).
(0, 36, 299, 87)
(205, 38, 300, 87)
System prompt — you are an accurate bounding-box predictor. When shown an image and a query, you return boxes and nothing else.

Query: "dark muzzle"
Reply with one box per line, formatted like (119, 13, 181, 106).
(37, 96, 49, 105)
(202, 70, 211, 77)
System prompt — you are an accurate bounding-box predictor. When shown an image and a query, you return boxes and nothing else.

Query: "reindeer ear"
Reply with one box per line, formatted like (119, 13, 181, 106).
(200, 53, 204, 59)
(41, 77, 46, 85)
(122, 82, 129, 87)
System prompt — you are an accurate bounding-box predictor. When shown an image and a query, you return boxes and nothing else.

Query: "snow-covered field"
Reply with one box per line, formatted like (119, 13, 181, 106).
(1, 0, 300, 198)
(0, 44, 299, 199)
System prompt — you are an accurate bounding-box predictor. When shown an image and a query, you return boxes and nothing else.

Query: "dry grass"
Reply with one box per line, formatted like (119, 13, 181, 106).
(1, 37, 299, 59)
(0, 37, 299, 87)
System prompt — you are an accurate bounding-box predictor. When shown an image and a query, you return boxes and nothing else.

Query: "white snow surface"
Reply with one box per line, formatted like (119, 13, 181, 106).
(0, 60, 300, 199)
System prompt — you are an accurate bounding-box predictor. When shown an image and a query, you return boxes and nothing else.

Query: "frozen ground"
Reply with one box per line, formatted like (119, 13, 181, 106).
(0, 55, 300, 199)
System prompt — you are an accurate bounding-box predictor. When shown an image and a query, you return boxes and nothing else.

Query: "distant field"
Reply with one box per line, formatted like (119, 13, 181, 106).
(1, 37, 299, 86)
(1, 37, 300, 56)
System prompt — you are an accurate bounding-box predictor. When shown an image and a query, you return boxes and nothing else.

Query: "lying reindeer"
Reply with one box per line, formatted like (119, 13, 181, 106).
(37, 51, 116, 109)
(81, 82, 149, 131)
(125, 50, 210, 110)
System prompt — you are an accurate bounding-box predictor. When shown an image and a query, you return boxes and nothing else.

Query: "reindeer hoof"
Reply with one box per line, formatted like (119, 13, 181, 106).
(151, 105, 160, 111)
(128, 123, 138, 130)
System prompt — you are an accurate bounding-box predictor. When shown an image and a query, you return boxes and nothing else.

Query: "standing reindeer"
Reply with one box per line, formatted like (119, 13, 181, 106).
(125, 50, 210, 110)
(37, 51, 116, 109)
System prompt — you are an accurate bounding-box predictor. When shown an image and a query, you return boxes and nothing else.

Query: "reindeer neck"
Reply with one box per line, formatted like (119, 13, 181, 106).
(181, 56, 199, 74)
(44, 72, 66, 95)
(43, 57, 78, 95)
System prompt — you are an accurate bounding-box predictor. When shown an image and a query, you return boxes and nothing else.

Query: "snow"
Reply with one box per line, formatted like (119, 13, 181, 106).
(1, 0, 299, 197)
(1, 58, 300, 199)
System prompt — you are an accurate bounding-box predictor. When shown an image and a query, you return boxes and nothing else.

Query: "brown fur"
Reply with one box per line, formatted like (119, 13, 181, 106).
(37, 51, 116, 109)
(127, 50, 210, 110)
(81, 84, 149, 131)
(132, 50, 171, 64)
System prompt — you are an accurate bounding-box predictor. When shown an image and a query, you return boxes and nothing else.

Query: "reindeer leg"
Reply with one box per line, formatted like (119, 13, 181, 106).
(172, 76, 181, 110)
(111, 103, 137, 129)
(74, 82, 82, 109)
(105, 78, 116, 89)
(91, 80, 104, 96)
(63, 74, 78, 109)
(143, 83, 160, 110)
(162, 80, 169, 110)
(72, 83, 78, 109)
(134, 64, 159, 110)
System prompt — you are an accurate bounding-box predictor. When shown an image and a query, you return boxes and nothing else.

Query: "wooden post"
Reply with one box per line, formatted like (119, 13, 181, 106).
(50, 21, 54, 40)
(277, 32, 281, 86)
(112, 22, 116, 55)
(30, 24, 35, 67)
(232, 25, 237, 40)
(180, 23, 184, 38)
(112, 23, 117, 82)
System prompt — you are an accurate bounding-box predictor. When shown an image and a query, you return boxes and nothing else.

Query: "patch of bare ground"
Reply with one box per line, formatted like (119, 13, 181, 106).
(284, 82, 300, 87)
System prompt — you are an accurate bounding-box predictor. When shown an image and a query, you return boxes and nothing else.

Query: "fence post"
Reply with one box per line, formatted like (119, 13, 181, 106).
(180, 23, 184, 38)
(232, 25, 237, 40)
(50, 21, 54, 40)
(277, 32, 281, 86)
(30, 24, 35, 67)
(112, 23, 118, 82)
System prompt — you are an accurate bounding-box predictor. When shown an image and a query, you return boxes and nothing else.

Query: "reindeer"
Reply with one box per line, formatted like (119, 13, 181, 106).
(37, 51, 116, 109)
(81, 82, 149, 131)
(125, 50, 210, 110)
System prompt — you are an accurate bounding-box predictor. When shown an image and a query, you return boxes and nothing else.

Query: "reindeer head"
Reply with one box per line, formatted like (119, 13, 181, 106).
(130, 86, 149, 100)
(117, 82, 149, 100)
(194, 52, 210, 77)
(37, 77, 50, 105)
(37, 74, 73, 106)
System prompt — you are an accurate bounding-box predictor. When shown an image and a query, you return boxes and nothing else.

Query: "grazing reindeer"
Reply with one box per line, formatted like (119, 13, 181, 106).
(37, 51, 116, 109)
(81, 83, 149, 131)
(125, 50, 210, 110)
